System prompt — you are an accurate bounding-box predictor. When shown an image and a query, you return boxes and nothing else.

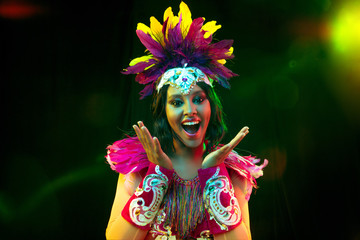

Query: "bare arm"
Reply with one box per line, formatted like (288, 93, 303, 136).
(214, 172, 252, 240)
(201, 126, 252, 239)
(106, 173, 149, 240)
(106, 121, 173, 240)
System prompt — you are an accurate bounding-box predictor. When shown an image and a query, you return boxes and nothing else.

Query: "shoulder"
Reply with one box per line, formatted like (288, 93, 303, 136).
(105, 136, 150, 174)
(228, 168, 248, 197)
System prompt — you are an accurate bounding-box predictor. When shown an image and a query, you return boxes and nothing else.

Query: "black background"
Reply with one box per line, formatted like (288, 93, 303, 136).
(1, 0, 360, 239)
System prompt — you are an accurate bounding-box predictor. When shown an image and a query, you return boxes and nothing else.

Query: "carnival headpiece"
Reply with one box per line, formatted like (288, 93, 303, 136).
(122, 1, 238, 98)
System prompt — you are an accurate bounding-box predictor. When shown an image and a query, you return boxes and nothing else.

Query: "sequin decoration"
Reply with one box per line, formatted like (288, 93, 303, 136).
(203, 167, 241, 230)
(150, 172, 205, 239)
(129, 165, 169, 226)
(156, 65, 213, 95)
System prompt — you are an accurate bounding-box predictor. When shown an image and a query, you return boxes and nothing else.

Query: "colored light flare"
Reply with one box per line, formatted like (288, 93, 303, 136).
(0, 0, 45, 19)
(327, 1, 360, 126)
(330, 1, 360, 58)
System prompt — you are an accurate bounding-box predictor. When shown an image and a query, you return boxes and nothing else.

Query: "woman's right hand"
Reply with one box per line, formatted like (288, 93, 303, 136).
(133, 121, 173, 170)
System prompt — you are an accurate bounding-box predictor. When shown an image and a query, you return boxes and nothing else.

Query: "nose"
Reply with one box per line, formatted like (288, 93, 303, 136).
(183, 100, 197, 116)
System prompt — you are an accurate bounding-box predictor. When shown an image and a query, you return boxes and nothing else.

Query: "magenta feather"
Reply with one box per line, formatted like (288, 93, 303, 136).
(105, 136, 149, 174)
(122, 58, 157, 75)
(106, 136, 268, 200)
(123, 10, 238, 98)
(136, 30, 165, 58)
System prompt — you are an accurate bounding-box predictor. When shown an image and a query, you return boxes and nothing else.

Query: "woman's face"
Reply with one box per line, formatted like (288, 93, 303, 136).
(165, 84, 211, 149)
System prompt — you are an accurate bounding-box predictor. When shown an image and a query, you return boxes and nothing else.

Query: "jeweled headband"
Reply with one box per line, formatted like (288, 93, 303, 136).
(157, 64, 213, 95)
(122, 1, 238, 98)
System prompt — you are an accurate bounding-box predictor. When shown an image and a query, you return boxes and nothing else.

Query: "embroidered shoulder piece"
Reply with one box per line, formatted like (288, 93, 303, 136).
(121, 163, 174, 230)
(129, 165, 170, 226)
(203, 166, 241, 230)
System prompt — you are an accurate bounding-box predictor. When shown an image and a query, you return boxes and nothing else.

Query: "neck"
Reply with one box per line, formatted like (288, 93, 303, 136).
(172, 139, 206, 162)
(171, 139, 206, 179)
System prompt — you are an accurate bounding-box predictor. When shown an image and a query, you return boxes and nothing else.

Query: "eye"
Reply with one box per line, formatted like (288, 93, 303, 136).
(193, 95, 205, 104)
(170, 99, 184, 107)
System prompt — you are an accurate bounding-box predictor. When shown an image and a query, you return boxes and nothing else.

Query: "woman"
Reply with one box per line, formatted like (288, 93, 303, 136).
(105, 2, 267, 239)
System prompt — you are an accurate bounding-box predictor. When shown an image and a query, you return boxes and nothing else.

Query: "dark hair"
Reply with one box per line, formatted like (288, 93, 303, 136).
(151, 82, 227, 156)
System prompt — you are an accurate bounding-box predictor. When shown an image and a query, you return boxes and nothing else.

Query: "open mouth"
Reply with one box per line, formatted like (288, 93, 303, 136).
(182, 121, 200, 135)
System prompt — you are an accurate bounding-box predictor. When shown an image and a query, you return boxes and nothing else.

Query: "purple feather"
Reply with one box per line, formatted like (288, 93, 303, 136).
(185, 17, 206, 47)
(122, 58, 157, 74)
(167, 15, 183, 50)
(122, 5, 238, 98)
(136, 30, 165, 58)
(139, 83, 155, 99)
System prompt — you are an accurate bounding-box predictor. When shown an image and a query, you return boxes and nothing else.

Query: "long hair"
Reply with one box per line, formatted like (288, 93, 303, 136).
(151, 82, 227, 156)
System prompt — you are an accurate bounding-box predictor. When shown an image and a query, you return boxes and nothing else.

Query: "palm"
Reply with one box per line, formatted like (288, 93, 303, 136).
(202, 126, 249, 169)
(133, 121, 173, 170)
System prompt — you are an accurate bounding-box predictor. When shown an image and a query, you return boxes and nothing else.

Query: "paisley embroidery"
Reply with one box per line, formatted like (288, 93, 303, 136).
(150, 208, 172, 238)
(203, 167, 241, 230)
(129, 165, 169, 226)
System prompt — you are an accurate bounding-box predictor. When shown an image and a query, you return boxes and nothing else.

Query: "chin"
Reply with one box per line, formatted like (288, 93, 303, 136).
(181, 138, 204, 149)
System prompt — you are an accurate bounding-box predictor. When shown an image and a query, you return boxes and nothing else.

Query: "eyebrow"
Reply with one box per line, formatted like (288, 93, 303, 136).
(167, 90, 205, 99)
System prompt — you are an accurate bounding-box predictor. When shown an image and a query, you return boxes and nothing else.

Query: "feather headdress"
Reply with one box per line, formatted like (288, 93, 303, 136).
(122, 1, 238, 98)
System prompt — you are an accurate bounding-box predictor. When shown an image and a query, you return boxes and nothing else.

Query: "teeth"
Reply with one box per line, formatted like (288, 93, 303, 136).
(182, 121, 199, 126)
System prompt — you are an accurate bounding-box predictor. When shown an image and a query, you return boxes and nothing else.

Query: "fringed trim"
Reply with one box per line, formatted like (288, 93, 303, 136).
(152, 172, 205, 239)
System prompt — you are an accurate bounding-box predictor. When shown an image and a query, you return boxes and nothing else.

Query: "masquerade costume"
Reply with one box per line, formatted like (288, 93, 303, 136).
(106, 137, 267, 239)
(106, 2, 267, 239)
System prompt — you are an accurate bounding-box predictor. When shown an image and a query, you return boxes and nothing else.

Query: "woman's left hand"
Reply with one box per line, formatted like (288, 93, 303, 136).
(133, 121, 173, 170)
(201, 126, 249, 169)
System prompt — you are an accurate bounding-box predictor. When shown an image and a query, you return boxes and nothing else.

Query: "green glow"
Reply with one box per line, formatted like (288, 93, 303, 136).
(331, 2, 360, 57)
(0, 164, 105, 222)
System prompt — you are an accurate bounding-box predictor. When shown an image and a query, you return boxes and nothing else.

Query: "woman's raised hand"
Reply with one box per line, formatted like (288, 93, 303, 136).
(133, 121, 173, 170)
(202, 126, 250, 169)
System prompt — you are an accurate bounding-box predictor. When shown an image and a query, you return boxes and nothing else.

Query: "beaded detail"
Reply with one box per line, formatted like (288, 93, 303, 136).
(129, 165, 170, 226)
(203, 167, 241, 230)
(150, 172, 207, 239)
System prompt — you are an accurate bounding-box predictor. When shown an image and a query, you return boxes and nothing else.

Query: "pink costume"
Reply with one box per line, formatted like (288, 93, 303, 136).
(106, 136, 267, 239)
(107, 2, 268, 238)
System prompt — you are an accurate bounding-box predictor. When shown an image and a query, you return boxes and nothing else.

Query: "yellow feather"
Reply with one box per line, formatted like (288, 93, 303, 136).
(218, 47, 234, 65)
(163, 6, 174, 23)
(150, 16, 162, 34)
(129, 55, 154, 66)
(171, 16, 180, 28)
(202, 21, 222, 38)
(150, 16, 164, 45)
(179, 1, 192, 37)
(144, 64, 156, 71)
(226, 47, 234, 56)
(163, 6, 174, 39)
(137, 22, 151, 34)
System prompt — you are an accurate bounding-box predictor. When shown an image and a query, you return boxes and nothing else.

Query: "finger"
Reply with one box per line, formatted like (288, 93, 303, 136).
(137, 121, 144, 128)
(140, 125, 155, 150)
(133, 124, 149, 150)
(133, 124, 142, 141)
(228, 126, 249, 149)
(136, 121, 145, 138)
(153, 137, 163, 155)
(219, 144, 231, 154)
